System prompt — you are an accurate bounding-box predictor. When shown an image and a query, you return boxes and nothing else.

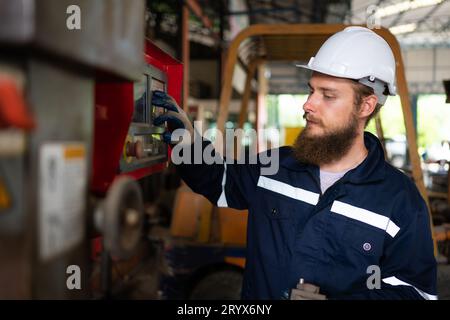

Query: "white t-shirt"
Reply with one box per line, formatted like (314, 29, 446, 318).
(319, 169, 348, 194)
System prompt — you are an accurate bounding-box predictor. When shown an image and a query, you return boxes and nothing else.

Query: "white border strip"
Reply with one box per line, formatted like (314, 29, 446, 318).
(383, 276, 438, 300)
(257, 176, 319, 205)
(331, 200, 400, 238)
(217, 162, 228, 207)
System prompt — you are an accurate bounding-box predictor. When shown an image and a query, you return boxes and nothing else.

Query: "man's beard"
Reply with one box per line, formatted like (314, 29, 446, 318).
(293, 112, 359, 166)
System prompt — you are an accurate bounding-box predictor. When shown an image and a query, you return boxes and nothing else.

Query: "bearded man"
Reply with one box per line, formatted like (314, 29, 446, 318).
(152, 26, 437, 300)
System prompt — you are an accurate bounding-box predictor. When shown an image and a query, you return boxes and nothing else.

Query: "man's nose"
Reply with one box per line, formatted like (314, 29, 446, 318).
(303, 95, 317, 113)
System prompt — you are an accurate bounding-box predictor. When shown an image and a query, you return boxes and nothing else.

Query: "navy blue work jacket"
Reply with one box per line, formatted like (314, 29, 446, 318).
(176, 132, 437, 300)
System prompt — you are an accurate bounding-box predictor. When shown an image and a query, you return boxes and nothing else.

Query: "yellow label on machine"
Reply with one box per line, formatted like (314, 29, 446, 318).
(64, 146, 85, 159)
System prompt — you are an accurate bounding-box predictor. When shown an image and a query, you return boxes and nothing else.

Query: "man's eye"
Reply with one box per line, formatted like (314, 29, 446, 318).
(324, 95, 335, 100)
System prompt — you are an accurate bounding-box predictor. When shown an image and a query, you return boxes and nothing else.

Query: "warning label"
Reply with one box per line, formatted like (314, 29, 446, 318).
(39, 143, 87, 261)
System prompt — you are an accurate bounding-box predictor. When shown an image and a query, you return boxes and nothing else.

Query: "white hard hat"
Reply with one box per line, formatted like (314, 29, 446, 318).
(297, 26, 397, 104)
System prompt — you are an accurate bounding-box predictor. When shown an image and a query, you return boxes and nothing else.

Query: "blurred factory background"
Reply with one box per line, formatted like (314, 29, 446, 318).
(0, 0, 449, 300)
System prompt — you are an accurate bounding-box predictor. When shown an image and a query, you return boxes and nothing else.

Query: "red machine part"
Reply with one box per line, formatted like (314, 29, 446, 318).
(91, 40, 183, 195)
(0, 75, 35, 130)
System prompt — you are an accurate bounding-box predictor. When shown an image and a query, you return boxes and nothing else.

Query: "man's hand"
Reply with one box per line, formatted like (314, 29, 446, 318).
(290, 279, 327, 300)
(151, 90, 194, 145)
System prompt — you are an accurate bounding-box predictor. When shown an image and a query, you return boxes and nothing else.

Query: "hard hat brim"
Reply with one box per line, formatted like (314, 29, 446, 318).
(295, 63, 396, 96)
(296, 63, 357, 81)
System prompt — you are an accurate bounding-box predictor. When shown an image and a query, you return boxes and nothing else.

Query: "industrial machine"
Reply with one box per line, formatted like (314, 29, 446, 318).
(92, 40, 184, 195)
(0, 0, 183, 299)
(91, 40, 183, 297)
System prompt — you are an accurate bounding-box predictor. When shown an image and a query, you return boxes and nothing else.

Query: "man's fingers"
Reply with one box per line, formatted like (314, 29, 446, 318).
(152, 90, 165, 97)
(151, 90, 179, 112)
(290, 288, 327, 300)
(151, 92, 193, 145)
(161, 130, 190, 145)
(151, 97, 178, 112)
(153, 111, 185, 128)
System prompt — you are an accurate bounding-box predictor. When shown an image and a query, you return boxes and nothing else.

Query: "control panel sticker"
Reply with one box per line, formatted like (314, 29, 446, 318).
(39, 143, 87, 261)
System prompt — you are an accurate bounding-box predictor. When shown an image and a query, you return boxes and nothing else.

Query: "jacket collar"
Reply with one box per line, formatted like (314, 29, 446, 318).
(280, 131, 386, 184)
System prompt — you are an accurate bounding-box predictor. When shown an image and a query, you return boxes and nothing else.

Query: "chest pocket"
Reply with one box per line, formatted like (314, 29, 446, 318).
(330, 200, 387, 260)
(321, 217, 386, 294)
(257, 190, 311, 267)
(342, 220, 385, 259)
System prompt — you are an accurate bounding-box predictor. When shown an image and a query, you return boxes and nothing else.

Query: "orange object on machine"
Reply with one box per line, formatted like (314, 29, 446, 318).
(0, 76, 34, 130)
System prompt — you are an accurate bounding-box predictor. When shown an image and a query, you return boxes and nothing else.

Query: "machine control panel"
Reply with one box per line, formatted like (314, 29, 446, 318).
(120, 64, 168, 172)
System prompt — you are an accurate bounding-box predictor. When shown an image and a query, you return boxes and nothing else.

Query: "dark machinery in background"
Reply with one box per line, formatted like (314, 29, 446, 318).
(92, 40, 183, 298)
(0, 0, 182, 299)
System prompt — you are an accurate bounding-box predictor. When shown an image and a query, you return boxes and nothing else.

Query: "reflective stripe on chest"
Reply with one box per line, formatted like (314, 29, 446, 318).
(257, 176, 400, 238)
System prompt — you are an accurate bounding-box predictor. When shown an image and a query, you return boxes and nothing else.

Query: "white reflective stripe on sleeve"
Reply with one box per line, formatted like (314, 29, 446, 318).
(382, 276, 438, 300)
(257, 176, 319, 205)
(217, 161, 228, 207)
(386, 219, 401, 238)
(331, 200, 400, 238)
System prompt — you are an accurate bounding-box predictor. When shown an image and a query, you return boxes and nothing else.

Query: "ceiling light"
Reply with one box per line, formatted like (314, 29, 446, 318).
(389, 23, 418, 34)
(377, 0, 445, 18)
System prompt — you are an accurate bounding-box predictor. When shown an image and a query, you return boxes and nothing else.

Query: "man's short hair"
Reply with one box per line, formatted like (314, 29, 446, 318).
(351, 81, 382, 127)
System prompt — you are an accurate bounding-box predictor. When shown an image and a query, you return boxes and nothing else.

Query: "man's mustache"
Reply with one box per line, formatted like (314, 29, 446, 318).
(303, 113, 322, 126)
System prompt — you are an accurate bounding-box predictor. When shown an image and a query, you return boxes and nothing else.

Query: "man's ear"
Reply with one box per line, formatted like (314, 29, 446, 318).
(358, 94, 378, 119)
